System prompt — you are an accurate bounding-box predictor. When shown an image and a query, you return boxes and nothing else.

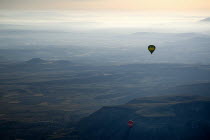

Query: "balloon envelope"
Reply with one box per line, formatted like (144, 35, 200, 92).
(128, 120, 134, 128)
(148, 45, 156, 54)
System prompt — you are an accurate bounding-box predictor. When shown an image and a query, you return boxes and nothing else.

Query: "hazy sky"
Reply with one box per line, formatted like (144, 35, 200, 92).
(0, 0, 210, 11)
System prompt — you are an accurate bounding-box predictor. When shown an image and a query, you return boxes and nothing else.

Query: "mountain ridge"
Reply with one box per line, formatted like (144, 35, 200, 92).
(78, 95, 210, 140)
(200, 17, 210, 22)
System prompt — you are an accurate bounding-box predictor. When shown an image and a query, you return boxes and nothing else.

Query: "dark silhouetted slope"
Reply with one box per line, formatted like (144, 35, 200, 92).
(78, 96, 210, 140)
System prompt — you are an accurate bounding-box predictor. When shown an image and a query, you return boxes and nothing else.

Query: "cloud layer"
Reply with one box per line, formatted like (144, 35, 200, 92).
(0, 0, 210, 11)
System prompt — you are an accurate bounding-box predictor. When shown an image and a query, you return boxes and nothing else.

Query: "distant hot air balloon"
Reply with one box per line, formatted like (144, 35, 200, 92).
(148, 45, 156, 54)
(127, 120, 134, 128)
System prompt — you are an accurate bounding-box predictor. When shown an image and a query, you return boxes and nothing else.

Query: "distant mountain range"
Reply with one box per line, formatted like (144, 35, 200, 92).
(26, 58, 73, 65)
(26, 58, 46, 64)
(200, 17, 210, 22)
(78, 95, 210, 140)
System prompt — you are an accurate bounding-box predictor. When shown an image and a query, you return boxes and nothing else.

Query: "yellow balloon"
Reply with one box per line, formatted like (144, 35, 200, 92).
(148, 45, 156, 54)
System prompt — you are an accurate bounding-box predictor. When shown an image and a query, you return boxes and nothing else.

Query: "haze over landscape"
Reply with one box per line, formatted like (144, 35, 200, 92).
(0, 0, 210, 140)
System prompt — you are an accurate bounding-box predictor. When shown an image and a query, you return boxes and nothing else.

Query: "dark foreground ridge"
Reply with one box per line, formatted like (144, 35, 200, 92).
(78, 95, 210, 140)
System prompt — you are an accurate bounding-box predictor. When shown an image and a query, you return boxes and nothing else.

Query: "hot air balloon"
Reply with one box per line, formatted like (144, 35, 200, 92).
(148, 45, 156, 54)
(128, 120, 134, 128)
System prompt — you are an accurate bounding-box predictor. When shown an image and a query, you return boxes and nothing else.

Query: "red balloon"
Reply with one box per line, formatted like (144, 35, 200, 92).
(128, 120, 134, 128)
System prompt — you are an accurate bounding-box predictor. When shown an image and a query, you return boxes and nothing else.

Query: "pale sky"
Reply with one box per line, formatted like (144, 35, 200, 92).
(0, 0, 210, 11)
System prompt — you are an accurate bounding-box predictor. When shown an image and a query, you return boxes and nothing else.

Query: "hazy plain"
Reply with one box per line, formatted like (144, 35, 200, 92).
(0, 10, 210, 64)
